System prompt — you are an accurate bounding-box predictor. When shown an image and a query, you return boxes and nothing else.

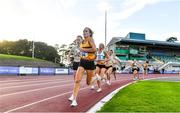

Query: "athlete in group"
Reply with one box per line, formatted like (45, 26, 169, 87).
(68, 35, 83, 79)
(131, 60, 140, 80)
(110, 50, 121, 80)
(68, 27, 96, 107)
(91, 43, 109, 92)
(105, 50, 120, 85)
(67, 36, 82, 102)
(142, 60, 149, 79)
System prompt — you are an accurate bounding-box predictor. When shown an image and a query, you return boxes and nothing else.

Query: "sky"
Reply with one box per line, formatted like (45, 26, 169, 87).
(0, 0, 179, 47)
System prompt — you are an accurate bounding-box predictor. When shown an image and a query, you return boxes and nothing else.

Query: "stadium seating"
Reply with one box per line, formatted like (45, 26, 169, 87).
(152, 55, 180, 63)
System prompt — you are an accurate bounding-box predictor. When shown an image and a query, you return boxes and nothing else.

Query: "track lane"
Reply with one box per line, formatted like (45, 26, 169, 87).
(7, 79, 132, 112)
(0, 75, 67, 82)
(0, 80, 74, 95)
(0, 74, 178, 112)
(1, 75, 131, 112)
(0, 76, 71, 87)
(0, 81, 76, 112)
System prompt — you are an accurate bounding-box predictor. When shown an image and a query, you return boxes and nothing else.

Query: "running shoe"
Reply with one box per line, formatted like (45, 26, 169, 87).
(96, 88, 102, 92)
(71, 100, 78, 107)
(68, 94, 73, 101)
(106, 80, 111, 85)
(91, 85, 95, 90)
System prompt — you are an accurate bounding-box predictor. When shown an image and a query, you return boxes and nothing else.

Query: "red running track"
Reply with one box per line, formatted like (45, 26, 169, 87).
(0, 74, 177, 112)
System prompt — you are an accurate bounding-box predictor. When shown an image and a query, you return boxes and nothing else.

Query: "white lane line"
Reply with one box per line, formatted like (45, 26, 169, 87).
(3, 85, 89, 113)
(0, 82, 74, 98)
(0, 80, 73, 90)
(0, 79, 27, 83)
(142, 76, 180, 82)
(0, 77, 66, 83)
(0, 78, 67, 86)
(4, 79, 131, 113)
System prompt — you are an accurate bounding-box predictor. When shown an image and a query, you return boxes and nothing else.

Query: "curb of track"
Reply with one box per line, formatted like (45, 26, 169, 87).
(87, 75, 179, 113)
(87, 81, 136, 113)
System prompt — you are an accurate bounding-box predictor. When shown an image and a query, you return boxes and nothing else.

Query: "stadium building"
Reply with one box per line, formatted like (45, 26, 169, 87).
(107, 32, 180, 74)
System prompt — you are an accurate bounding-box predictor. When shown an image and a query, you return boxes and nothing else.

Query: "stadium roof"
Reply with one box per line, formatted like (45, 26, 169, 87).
(107, 37, 180, 48)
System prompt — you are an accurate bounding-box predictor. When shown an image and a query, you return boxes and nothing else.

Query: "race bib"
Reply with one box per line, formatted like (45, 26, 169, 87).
(80, 52, 88, 57)
(97, 54, 105, 60)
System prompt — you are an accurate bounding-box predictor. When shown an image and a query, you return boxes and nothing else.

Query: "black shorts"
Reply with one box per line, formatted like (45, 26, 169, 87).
(132, 67, 140, 72)
(96, 64, 106, 69)
(144, 68, 148, 71)
(112, 67, 116, 72)
(105, 66, 113, 70)
(79, 59, 96, 70)
(73, 62, 79, 70)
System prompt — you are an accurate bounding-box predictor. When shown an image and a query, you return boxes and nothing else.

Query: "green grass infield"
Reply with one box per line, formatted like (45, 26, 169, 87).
(99, 81, 180, 112)
(0, 54, 45, 61)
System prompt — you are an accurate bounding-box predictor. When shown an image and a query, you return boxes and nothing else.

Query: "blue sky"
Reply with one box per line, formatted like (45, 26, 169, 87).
(0, 0, 179, 46)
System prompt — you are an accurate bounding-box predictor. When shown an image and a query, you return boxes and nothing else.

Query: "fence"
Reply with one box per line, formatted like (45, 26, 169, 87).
(0, 66, 179, 75)
(0, 66, 74, 75)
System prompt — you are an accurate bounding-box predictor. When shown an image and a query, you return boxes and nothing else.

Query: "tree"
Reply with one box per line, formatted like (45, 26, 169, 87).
(0, 39, 59, 62)
(166, 37, 178, 42)
(34, 42, 59, 62)
(60, 44, 67, 48)
(12, 39, 31, 56)
(59, 44, 69, 64)
(54, 44, 60, 51)
(0, 40, 14, 54)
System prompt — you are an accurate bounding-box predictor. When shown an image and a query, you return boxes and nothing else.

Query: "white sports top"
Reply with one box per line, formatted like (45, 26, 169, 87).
(96, 50, 105, 61)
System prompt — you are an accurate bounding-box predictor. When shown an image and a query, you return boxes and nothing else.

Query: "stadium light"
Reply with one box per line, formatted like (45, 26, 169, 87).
(105, 10, 107, 46)
(98, 2, 111, 46)
(32, 41, 35, 58)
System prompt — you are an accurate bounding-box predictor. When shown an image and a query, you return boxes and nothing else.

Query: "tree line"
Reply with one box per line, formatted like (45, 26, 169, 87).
(0, 39, 59, 62)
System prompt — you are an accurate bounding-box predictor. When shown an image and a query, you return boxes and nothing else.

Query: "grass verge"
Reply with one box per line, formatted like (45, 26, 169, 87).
(0, 54, 45, 61)
(99, 81, 180, 112)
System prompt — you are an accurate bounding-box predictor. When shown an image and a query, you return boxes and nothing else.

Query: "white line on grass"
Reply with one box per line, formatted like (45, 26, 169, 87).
(87, 81, 135, 113)
(87, 75, 179, 113)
